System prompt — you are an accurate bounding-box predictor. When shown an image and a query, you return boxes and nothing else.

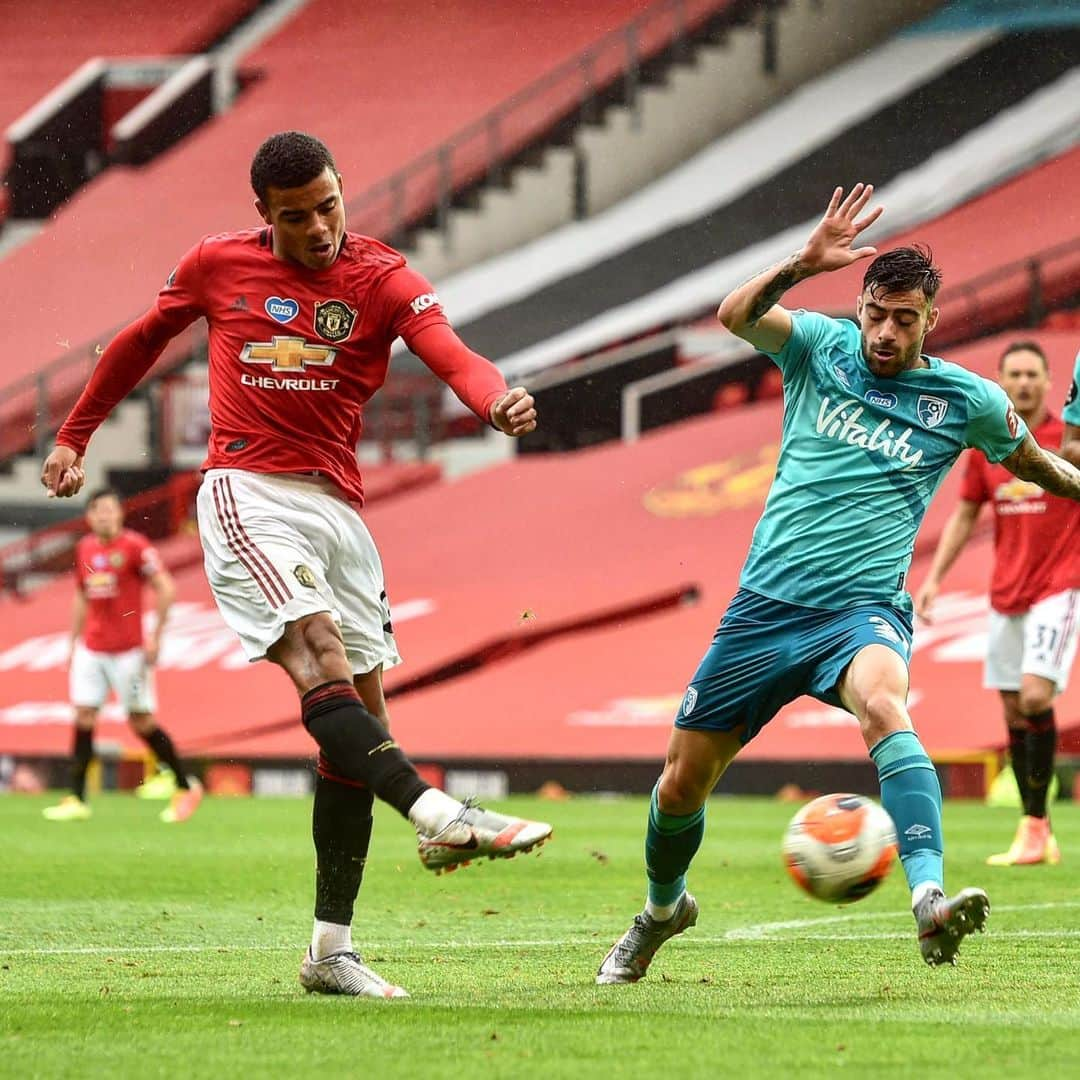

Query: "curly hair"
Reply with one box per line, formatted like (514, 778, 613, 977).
(250, 131, 337, 202)
(862, 244, 942, 303)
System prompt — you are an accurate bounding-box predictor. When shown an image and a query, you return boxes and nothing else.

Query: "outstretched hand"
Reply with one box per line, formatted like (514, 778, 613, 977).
(490, 387, 537, 437)
(799, 184, 884, 275)
(41, 445, 86, 498)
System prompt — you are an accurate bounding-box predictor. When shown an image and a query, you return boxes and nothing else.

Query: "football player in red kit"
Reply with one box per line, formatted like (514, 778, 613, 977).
(43, 488, 202, 824)
(917, 341, 1080, 865)
(41, 131, 551, 999)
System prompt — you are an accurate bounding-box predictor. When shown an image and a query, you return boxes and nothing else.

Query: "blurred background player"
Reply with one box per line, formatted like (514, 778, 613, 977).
(916, 342, 1078, 866)
(598, 185, 1080, 984)
(42, 488, 202, 824)
(40, 131, 551, 999)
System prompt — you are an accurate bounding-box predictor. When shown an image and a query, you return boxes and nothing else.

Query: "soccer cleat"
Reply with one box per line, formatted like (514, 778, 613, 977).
(42, 795, 92, 822)
(596, 892, 699, 984)
(416, 798, 552, 873)
(299, 948, 408, 998)
(135, 769, 177, 800)
(986, 815, 1058, 866)
(160, 779, 203, 823)
(915, 887, 989, 966)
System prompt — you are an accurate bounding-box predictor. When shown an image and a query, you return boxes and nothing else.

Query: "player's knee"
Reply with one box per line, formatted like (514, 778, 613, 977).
(859, 691, 909, 746)
(657, 768, 708, 816)
(128, 713, 155, 736)
(1018, 688, 1054, 717)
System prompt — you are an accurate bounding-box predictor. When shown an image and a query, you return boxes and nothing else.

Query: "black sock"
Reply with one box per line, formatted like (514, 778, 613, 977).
(1007, 723, 1030, 814)
(1024, 709, 1056, 819)
(72, 728, 94, 801)
(313, 769, 374, 926)
(139, 727, 191, 790)
(301, 681, 429, 818)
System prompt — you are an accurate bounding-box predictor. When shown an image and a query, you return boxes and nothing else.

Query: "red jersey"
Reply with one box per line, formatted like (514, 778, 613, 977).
(57, 230, 507, 503)
(960, 412, 1080, 614)
(75, 529, 162, 653)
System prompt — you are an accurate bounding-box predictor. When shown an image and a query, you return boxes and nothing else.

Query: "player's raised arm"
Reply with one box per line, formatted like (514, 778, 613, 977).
(1001, 434, 1080, 501)
(717, 184, 883, 353)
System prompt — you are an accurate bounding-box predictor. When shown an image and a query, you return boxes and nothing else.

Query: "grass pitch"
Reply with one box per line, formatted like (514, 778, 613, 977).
(2, 793, 1078, 1079)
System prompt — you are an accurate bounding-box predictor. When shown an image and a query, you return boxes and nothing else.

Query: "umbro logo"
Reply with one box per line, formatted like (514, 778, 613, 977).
(904, 824, 932, 839)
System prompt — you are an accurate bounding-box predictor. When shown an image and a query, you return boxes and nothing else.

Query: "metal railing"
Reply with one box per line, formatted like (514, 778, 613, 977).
(343, 0, 736, 244)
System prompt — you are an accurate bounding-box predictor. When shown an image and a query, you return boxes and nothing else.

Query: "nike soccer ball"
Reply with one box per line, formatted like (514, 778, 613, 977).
(782, 793, 898, 903)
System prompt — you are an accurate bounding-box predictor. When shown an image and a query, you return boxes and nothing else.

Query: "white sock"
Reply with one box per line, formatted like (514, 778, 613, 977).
(645, 894, 683, 922)
(911, 881, 943, 910)
(312, 919, 352, 961)
(407, 789, 463, 835)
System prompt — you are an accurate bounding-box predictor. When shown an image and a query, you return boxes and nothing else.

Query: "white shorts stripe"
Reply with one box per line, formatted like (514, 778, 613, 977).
(223, 475, 293, 604)
(1054, 590, 1077, 667)
(212, 477, 288, 608)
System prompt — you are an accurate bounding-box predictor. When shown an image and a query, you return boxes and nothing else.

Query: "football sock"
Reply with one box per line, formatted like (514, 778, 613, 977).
(407, 788, 465, 836)
(1007, 723, 1030, 815)
(312, 919, 352, 961)
(871, 730, 944, 900)
(312, 772, 374, 933)
(301, 681, 430, 818)
(139, 727, 190, 790)
(72, 728, 93, 801)
(644, 783, 704, 919)
(1024, 709, 1056, 820)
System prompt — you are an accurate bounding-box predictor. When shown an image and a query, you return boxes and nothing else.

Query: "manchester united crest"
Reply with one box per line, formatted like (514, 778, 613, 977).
(313, 299, 357, 343)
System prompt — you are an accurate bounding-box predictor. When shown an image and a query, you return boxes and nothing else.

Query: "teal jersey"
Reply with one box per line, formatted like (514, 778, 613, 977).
(1063, 348, 1080, 426)
(741, 311, 1027, 612)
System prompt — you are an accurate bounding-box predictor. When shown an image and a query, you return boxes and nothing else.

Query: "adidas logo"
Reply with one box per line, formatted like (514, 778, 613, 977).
(231, 296, 248, 311)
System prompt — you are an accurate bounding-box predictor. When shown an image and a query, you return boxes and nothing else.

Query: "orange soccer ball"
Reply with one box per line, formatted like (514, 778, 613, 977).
(782, 793, 898, 903)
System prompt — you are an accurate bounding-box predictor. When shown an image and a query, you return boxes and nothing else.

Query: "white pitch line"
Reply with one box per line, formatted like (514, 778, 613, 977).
(3, 900, 1078, 957)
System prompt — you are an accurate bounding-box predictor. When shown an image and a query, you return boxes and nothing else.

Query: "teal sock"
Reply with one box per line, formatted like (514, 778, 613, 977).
(871, 730, 944, 895)
(645, 783, 705, 908)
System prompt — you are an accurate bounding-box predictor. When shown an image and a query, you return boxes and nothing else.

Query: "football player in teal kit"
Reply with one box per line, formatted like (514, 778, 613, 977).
(598, 185, 1080, 981)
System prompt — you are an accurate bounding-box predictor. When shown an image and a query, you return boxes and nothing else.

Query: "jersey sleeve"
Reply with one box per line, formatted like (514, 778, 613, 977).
(963, 376, 1028, 463)
(372, 266, 450, 342)
(135, 535, 163, 578)
(760, 310, 842, 374)
(1063, 348, 1080, 426)
(958, 449, 990, 504)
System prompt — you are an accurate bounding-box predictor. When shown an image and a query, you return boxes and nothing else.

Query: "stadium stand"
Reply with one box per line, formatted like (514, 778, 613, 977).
(445, 27, 1080, 378)
(3, 329, 1077, 781)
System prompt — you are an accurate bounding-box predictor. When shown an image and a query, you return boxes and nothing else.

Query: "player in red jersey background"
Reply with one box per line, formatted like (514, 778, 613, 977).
(916, 341, 1080, 865)
(41, 132, 551, 999)
(42, 489, 202, 824)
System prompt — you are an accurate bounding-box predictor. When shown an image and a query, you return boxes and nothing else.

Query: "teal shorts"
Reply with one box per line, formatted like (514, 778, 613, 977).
(674, 588, 912, 743)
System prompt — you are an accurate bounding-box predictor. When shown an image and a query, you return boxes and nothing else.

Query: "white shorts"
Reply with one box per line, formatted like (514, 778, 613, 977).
(984, 589, 1080, 693)
(70, 643, 156, 713)
(196, 469, 402, 673)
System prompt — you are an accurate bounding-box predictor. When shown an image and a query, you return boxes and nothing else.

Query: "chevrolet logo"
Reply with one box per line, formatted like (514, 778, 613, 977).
(239, 336, 337, 372)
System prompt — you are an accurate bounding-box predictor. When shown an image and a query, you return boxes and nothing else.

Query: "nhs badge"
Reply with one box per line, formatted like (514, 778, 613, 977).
(917, 394, 949, 429)
(864, 390, 897, 409)
(265, 296, 299, 324)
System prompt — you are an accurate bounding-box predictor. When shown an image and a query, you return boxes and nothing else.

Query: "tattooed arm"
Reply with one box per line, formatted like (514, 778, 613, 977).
(1002, 434, 1080, 502)
(717, 183, 883, 353)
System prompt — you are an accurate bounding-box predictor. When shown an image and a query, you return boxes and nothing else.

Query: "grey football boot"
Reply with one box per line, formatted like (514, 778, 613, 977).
(915, 887, 990, 966)
(596, 892, 699, 984)
(299, 948, 409, 998)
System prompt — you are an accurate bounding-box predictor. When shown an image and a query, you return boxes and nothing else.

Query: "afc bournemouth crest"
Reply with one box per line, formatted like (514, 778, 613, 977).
(314, 299, 357, 343)
(916, 394, 949, 429)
